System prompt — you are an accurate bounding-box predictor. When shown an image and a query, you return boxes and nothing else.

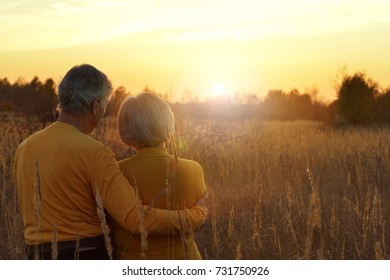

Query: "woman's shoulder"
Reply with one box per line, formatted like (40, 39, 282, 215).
(175, 157, 207, 192)
(176, 157, 204, 173)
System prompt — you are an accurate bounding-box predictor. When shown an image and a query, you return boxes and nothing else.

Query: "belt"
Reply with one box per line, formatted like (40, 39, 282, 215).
(26, 235, 106, 254)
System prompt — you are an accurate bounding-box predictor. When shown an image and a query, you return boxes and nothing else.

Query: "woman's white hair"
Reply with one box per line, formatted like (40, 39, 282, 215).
(58, 64, 112, 114)
(118, 92, 174, 148)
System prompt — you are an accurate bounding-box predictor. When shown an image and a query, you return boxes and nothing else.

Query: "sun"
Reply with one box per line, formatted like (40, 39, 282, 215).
(212, 83, 225, 97)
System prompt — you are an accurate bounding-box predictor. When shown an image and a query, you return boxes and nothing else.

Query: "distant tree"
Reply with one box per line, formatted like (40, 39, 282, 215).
(181, 88, 195, 104)
(105, 86, 129, 117)
(372, 89, 390, 124)
(0, 77, 11, 90)
(0, 78, 11, 104)
(263, 89, 288, 119)
(336, 72, 378, 124)
(311, 100, 330, 122)
(233, 92, 259, 104)
(265, 89, 286, 104)
(25, 77, 58, 127)
(0, 76, 59, 125)
(21, 76, 41, 113)
(40, 78, 59, 125)
(286, 89, 312, 119)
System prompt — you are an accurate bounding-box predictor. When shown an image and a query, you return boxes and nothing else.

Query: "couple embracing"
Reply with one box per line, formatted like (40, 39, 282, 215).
(14, 64, 208, 260)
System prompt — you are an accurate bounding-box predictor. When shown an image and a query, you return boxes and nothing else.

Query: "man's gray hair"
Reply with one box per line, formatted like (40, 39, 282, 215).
(118, 92, 175, 148)
(58, 64, 113, 114)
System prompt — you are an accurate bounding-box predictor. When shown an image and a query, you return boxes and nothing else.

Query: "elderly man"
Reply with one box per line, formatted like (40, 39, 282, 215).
(14, 64, 207, 260)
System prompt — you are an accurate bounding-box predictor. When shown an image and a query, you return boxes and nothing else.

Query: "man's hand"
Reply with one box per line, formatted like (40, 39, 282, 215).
(195, 191, 209, 216)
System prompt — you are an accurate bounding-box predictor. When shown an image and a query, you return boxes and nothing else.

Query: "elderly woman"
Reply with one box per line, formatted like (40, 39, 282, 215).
(112, 92, 207, 260)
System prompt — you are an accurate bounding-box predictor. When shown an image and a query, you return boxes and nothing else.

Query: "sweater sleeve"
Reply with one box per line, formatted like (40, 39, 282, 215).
(90, 146, 207, 234)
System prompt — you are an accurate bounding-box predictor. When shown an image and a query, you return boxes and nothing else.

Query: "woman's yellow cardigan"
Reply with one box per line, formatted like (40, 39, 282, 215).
(111, 147, 207, 260)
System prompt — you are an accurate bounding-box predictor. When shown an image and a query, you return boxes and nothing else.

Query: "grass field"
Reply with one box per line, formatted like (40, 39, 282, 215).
(1, 114, 389, 259)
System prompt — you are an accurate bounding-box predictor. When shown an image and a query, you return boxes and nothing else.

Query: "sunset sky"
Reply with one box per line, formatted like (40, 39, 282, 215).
(1, 0, 390, 102)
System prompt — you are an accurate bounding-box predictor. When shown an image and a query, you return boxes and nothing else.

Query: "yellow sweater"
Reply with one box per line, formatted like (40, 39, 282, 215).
(111, 147, 207, 260)
(14, 122, 206, 245)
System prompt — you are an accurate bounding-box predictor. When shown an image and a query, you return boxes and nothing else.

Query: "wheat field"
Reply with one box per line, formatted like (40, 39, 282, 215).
(1, 114, 389, 259)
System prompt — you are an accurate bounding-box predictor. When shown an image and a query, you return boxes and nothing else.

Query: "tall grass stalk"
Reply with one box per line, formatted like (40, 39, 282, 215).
(51, 226, 58, 260)
(304, 168, 323, 260)
(253, 187, 262, 252)
(33, 158, 42, 260)
(95, 187, 113, 260)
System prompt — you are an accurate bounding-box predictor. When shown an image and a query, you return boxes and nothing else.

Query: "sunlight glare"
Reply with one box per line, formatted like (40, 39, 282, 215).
(212, 83, 225, 97)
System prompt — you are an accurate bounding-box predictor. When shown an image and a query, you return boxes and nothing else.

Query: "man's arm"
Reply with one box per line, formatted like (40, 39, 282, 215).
(142, 192, 208, 234)
(92, 147, 207, 234)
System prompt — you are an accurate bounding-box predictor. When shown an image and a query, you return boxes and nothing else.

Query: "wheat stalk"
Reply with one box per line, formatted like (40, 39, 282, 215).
(304, 168, 322, 260)
(227, 205, 235, 242)
(33, 157, 42, 260)
(74, 231, 80, 260)
(375, 242, 384, 260)
(132, 180, 148, 259)
(235, 240, 242, 260)
(211, 216, 219, 254)
(94, 187, 113, 260)
(253, 187, 263, 252)
(51, 226, 58, 260)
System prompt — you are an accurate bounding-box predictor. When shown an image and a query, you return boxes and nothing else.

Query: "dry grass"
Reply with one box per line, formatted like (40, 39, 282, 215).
(1, 114, 390, 259)
(95, 187, 114, 260)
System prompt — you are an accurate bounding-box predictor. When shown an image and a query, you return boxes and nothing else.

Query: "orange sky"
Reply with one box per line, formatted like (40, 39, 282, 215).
(1, 0, 390, 102)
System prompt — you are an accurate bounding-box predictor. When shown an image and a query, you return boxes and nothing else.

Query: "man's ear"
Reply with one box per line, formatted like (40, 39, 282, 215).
(92, 98, 100, 115)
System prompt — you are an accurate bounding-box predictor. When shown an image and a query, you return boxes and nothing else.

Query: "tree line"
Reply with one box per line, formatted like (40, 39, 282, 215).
(1, 72, 389, 125)
(331, 72, 390, 125)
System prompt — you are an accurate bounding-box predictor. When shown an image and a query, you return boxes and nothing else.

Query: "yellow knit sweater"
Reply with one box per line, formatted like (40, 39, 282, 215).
(111, 147, 207, 259)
